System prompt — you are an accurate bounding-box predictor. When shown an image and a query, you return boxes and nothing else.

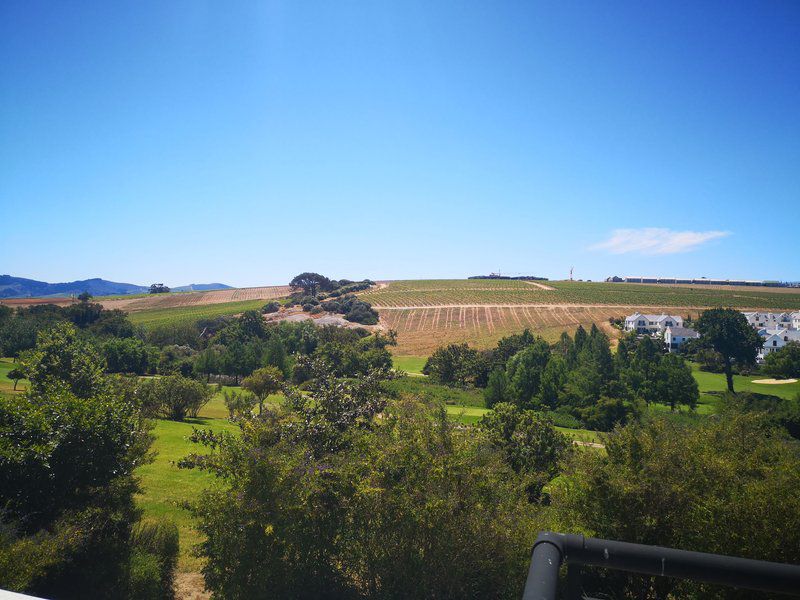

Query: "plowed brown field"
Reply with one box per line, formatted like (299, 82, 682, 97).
(100, 286, 291, 313)
(380, 304, 700, 355)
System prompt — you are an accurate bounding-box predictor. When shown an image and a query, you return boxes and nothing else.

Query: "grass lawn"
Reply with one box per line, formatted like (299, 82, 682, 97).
(392, 355, 427, 375)
(691, 363, 800, 401)
(135, 388, 286, 571)
(135, 416, 238, 571)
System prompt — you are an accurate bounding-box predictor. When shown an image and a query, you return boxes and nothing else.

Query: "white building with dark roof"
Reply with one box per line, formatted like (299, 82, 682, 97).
(758, 328, 800, 361)
(665, 326, 700, 352)
(624, 312, 683, 334)
(743, 312, 794, 330)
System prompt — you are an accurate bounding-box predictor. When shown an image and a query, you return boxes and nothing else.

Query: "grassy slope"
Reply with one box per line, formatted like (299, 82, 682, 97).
(128, 299, 267, 327)
(392, 355, 427, 374)
(362, 279, 800, 310)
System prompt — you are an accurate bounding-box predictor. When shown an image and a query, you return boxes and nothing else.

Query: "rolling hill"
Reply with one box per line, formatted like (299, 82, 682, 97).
(360, 279, 800, 355)
(0, 275, 231, 298)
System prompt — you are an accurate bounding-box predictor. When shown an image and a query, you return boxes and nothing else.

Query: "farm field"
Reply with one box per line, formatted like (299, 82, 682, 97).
(365, 280, 800, 355)
(381, 305, 654, 355)
(361, 279, 800, 309)
(102, 285, 291, 313)
(128, 299, 271, 327)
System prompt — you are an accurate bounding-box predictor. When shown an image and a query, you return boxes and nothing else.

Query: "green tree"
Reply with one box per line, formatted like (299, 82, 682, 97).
(538, 355, 567, 409)
(479, 402, 570, 501)
(23, 322, 106, 399)
(0, 331, 157, 598)
(137, 375, 212, 421)
(222, 388, 258, 419)
(263, 335, 290, 376)
(655, 353, 699, 411)
(484, 368, 508, 408)
(548, 414, 800, 599)
(695, 308, 763, 392)
(241, 365, 284, 414)
(182, 367, 536, 599)
(423, 343, 487, 387)
(7, 365, 25, 390)
(505, 338, 551, 408)
(763, 342, 800, 379)
(103, 337, 151, 375)
(289, 272, 332, 297)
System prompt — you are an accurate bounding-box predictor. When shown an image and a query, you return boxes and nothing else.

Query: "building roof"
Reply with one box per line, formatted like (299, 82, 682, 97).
(666, 326, 699, 338)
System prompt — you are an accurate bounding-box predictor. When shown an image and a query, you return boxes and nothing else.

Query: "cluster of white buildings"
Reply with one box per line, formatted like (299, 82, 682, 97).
(744, 312, 800, 361)
(623, 310, 800, 360)
(623, 313, 699, 352)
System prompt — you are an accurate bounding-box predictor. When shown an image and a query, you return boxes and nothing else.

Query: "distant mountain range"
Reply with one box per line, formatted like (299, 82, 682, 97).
(0, 275, 231, 299)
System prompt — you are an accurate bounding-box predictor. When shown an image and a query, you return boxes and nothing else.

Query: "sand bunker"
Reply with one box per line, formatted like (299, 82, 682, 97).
(751, 378, 798, 385)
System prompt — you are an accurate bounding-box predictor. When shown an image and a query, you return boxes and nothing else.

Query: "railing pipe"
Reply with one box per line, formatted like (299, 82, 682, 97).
(523, 532, 800, 599)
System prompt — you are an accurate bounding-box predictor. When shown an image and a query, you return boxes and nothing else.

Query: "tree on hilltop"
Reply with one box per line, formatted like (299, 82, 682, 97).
(149, 283, 170, 294)
(289, 272, 332, 297)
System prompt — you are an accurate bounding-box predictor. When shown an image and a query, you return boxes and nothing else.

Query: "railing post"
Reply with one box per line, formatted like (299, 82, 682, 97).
(522, 532, 564, 600)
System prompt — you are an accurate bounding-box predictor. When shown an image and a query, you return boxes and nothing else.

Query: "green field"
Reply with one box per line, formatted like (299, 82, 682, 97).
(135, 416, 238, 571)
(128, 299, 268, 327)
(691, 363, 800, 405)
(391, 355, 427, 374)
(362, 279, 800, 309)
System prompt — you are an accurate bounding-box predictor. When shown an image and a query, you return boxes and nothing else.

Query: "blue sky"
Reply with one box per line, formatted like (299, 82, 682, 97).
(2, 1, 798, 287)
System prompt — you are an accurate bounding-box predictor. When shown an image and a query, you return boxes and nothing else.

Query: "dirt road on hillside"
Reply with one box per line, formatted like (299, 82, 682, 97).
(523, 281, 556, 290)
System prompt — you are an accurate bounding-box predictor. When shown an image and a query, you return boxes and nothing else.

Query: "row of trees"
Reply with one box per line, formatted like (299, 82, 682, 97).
(0, 294, 394, 394)
(424, 325, 698, 430)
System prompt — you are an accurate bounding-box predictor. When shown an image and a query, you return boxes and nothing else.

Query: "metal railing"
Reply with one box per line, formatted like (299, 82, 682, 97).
(523, 532, 800, 599)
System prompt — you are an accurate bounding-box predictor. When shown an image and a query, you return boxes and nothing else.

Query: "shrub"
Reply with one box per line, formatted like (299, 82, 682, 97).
(128, 551, 162, 600)
(130, 519, 179, 599)
(223, 389, 258, 419)
(137, 375, 212, 420)
(183, 370, 537, 599)
(261, 301, 280, 314)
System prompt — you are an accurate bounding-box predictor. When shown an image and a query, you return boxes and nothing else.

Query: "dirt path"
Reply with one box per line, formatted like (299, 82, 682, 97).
(523, 280, 556, 291)
(574, 440, 605, 449)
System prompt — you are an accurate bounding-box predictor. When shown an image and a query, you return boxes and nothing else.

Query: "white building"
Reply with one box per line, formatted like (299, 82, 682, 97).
(792, 312, 800, 330)
(664, 326, 700, 352)
(758, 328, 800, 362)
(624, 313, 683, 334)
(743, 312, 794, 330)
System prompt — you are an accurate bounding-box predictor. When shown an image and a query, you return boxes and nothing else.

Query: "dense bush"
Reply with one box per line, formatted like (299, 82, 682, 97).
(182, 367, 538, 599)
(423, 343, 489, 387)
(103, 337, 155, 374)
(763, 342, 800, 379)
(137, 375, 212, 420)
(130, 519, 179, 599)
(548, 413, 800, 599)
(222, 388, 258, 418)
(0, 323, 155, 599)
(262, 301, 280, 313)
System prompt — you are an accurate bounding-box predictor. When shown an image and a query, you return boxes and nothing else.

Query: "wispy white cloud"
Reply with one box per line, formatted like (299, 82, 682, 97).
(590, 228, 731, 255)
